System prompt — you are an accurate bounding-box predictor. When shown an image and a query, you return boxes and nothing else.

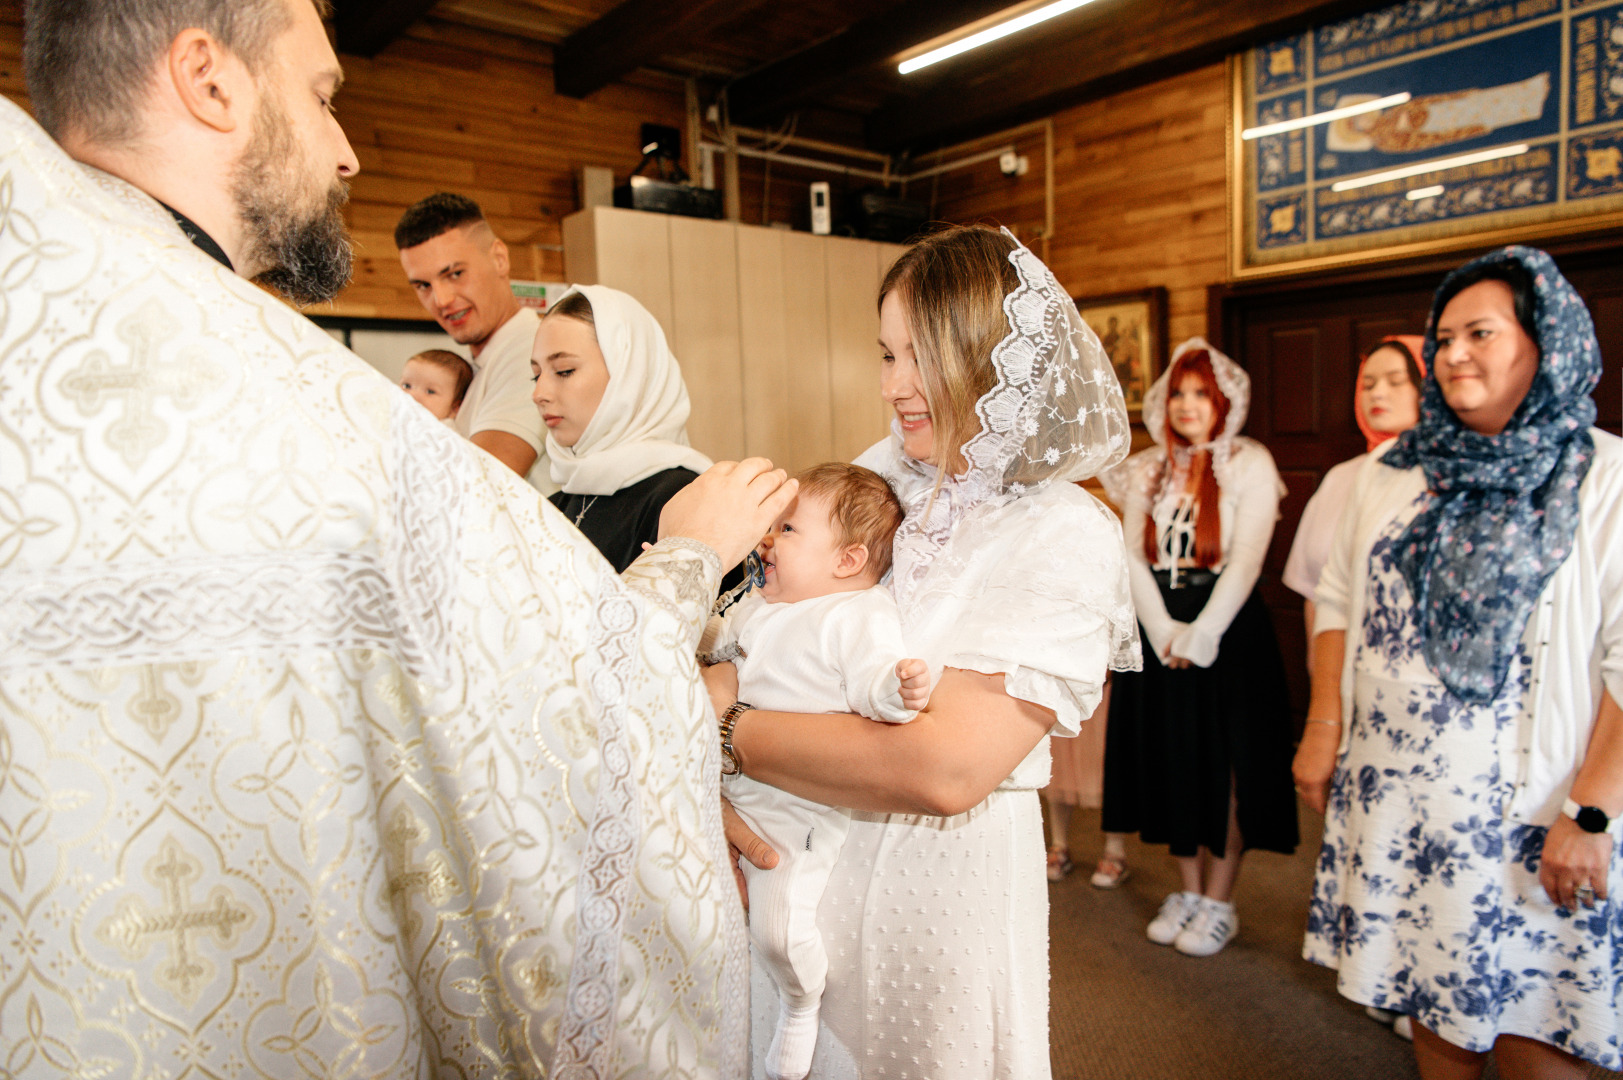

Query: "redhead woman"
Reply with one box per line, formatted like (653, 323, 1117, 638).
(1295, 247, 1623, 1078)
(1284, 336, 1426, 656)
(1099, 339, 1299, 957)
(710, 224, 1137, 1079)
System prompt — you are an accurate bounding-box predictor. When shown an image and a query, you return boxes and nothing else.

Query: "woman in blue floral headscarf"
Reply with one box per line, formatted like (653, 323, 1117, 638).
(1294, 246, 1623, 1077)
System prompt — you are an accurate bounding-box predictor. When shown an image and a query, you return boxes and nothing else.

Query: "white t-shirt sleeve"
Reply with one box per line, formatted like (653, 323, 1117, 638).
(464, 346, 545, 451)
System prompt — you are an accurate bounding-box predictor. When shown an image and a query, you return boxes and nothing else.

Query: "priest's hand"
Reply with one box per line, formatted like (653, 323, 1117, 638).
(659, 458, 797, 570)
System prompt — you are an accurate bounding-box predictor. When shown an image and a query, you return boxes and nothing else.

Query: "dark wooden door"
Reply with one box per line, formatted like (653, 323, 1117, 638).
(1217, 248, 1623, 723)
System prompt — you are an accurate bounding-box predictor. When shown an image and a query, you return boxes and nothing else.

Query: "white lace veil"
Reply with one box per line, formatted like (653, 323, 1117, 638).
(1140, 336, 1251, 452)
(875, 230, 1138, 674)
(1102, 336, 1252, 507)
(887, 230, 1132, 554)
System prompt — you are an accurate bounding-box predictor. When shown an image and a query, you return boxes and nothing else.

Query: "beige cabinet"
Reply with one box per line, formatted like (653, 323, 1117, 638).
(563, 206, 905, 474)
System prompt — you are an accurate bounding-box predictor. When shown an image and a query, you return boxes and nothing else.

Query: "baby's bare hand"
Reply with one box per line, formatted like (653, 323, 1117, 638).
(897, 659, 930, 712)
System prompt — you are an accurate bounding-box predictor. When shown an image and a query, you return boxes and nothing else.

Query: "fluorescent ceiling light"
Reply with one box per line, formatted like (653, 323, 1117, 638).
(1405, 185, 1445, 200)
(1241, 92, 1411, 140)
(898, 0, 1099, 74)
(1330, 143, 1529, 192)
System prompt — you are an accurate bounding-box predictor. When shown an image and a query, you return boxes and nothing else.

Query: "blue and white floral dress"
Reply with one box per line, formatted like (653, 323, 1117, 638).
(1304, 500, 1623, 1069)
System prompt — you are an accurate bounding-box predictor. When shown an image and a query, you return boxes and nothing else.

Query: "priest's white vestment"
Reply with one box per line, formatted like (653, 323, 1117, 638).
(0, 98, 746, 1078)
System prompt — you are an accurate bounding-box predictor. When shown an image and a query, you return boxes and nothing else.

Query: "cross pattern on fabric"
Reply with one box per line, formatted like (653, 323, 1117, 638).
(95, 836, 256, 1007)
(383, 804, 457, 941)
(59, 304, 225, 469)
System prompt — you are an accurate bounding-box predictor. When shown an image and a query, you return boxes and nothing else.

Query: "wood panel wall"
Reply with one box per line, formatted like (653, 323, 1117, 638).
(931, 63, 1229, 346)
(0, 5, 689, 322)
(564, 207, 902, 472)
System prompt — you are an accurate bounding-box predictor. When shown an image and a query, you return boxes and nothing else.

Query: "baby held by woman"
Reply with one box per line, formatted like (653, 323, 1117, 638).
(704, 463, 929, 1080)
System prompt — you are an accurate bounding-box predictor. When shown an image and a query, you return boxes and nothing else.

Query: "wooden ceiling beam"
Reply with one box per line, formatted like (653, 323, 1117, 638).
(865, 0, 1371, 151)
(334, 0, 441, 58)
(724, 0, 1014, 125)
(554, 0, 775, 99)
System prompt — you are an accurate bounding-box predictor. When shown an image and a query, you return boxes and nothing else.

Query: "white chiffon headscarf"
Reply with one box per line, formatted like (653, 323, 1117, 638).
(545, 284, 713, 495)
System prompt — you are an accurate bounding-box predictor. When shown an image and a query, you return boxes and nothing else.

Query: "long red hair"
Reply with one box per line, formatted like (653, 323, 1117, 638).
(1143, 349, 1231, 568)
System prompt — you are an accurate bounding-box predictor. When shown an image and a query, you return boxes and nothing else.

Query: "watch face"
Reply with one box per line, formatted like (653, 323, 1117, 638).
(1576, 806, 1610, 834)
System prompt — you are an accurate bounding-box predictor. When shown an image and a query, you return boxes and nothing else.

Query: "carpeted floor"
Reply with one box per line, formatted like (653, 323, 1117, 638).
(1044, 805, 1622, 1080)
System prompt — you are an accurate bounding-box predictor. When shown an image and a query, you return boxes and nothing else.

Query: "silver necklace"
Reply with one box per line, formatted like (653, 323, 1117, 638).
(573, 495, 600, 527)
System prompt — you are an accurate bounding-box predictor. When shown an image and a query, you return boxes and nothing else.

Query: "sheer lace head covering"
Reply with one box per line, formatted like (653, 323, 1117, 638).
(1355, 334, 1426, 452)
(885, 229, 1131, 570)
(1384, 245, 1599, 704)
(873, 227, 1138, 673)
(1141, 337, 1250, 452)
(1103, 337, 1250, 509)
(545, 284, 713, 495)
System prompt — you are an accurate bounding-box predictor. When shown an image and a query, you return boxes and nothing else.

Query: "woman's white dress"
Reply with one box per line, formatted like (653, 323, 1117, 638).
(749, 476, 1134, 1079)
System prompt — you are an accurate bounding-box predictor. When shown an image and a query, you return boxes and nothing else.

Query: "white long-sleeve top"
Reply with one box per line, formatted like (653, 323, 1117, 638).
(1118, 438, 1284, 667)
(1315, 430, 1623, 824)
(1282, 453, 1365, 605)
(708, 587, 915, 723)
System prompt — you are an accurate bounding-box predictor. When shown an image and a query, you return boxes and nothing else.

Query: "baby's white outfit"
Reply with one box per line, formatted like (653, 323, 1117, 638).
(708, 587, 915, 1079)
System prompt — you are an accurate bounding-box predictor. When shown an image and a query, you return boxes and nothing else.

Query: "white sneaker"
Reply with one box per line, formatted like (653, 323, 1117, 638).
(1393, 1015, 1414, 1042)
(1146, 891, 1202, 945)
(1173, 897, 1237, 956)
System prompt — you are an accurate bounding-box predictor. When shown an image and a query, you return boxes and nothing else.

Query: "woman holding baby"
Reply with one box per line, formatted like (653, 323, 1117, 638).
(711, 225, 1138, 1080)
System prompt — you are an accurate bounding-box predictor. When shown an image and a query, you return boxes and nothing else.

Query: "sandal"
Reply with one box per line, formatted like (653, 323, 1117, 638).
(1090, 854, 1131, 889)
(1046, 846, 1074, 882)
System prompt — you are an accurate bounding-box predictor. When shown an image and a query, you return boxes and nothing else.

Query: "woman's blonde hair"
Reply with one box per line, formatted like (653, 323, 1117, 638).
(878, 225, 1019, 478)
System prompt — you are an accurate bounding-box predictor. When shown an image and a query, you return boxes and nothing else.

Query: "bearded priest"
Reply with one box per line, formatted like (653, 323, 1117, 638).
(0, 2, 791, 1077)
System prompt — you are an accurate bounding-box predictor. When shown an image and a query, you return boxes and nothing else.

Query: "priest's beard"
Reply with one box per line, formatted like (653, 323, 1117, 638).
(231, 92, 353, 305)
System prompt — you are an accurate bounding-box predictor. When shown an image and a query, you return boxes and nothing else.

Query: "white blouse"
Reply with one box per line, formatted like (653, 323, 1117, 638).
(1118, 439, 1284, 667)
(1315, 430, 1623, 824)
(1282, 453, 1365, 606)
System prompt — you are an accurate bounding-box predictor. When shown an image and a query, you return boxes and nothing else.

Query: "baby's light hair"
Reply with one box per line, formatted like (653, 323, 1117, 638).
(795, 463, 904, 580)
(407, 348, 473, 406)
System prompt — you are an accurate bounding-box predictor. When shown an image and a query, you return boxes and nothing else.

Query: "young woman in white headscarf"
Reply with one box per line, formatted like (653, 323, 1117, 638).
(1099, 339, 1299, 958)
(532, 285, 714, 572)
(706, 224, 1138, 1080)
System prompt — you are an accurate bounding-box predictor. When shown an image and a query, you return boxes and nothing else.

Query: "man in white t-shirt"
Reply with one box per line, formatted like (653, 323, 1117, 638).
(396, 193, 555, 494)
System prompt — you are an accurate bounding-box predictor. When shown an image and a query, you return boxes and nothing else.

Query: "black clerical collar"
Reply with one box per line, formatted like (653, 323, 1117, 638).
(160, 202, 234, 271)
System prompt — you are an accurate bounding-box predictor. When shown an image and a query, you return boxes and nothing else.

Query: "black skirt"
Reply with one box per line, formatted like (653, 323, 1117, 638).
(1101, 572, 1299, 858)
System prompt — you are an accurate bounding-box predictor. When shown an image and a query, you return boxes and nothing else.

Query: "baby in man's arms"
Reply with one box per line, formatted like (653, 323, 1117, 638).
(704, 462, 929, 1080)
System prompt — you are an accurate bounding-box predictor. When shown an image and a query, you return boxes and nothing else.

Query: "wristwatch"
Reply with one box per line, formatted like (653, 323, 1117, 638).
(719, 700, 753, 777)
(1562, 797, 1620, 835)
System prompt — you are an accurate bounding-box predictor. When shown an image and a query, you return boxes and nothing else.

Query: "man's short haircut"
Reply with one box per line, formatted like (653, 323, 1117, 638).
(24, 0, 324, 144)
(795, 463, 904, 580)
(394, 193, 487, 251)
(407, 348, 474, 406)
